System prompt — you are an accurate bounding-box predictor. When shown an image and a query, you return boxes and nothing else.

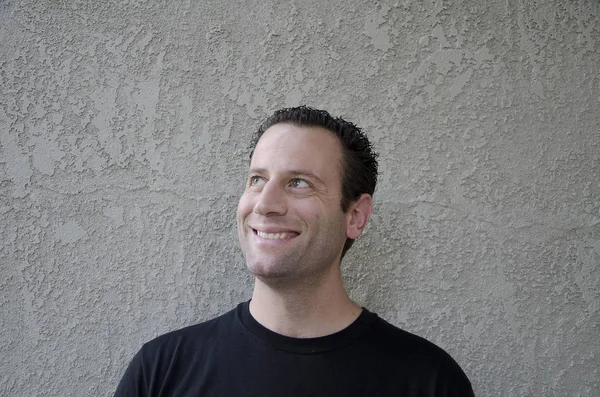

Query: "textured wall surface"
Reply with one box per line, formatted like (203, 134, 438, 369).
(1, 0, 599, 395)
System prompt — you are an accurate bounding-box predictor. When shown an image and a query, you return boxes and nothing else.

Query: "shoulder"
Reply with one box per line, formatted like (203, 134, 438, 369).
(369, 315, 452, 357)
(141, 306, 237, 356)
(114, 307, 240, 396)
(362, 311, 474, 395)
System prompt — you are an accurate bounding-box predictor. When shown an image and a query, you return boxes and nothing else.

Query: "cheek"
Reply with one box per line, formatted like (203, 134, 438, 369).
(237, 193, 253, 217)
(292, 198, 320, 216)
(294, 199, 333, 224)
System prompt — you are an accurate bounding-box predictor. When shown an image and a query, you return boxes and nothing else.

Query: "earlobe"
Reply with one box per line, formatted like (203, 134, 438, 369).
(346, 194, 373, 240)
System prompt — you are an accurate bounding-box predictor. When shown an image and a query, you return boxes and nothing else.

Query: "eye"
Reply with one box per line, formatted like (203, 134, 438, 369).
(289, 178, 310, 188)
(249, 175, 265, 186)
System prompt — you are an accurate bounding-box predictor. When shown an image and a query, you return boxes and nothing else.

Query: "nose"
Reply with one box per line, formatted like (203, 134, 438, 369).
(253, 181, 287, 216)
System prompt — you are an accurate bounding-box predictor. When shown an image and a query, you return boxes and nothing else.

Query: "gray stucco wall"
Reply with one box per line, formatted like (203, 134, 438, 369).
(1, 0, 599, 395)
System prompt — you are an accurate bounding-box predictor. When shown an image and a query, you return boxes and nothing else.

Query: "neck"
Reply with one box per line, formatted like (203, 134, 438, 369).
(249, 265, 362, 338)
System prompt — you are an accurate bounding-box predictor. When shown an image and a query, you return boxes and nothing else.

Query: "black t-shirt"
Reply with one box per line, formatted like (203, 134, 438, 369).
(115, 302, 474, 396)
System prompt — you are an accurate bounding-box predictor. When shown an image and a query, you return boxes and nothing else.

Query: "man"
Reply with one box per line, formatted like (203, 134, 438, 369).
(114, 106, 474, 396)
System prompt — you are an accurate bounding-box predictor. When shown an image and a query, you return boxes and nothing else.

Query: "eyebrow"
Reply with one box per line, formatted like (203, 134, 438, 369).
(249, 167, 327, 186)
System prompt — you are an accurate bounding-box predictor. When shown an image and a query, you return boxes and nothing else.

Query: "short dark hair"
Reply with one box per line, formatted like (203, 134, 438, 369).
(250, 105, 379, 258)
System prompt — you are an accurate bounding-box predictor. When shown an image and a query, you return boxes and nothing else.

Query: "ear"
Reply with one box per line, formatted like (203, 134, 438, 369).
(345, 193, 373, 240)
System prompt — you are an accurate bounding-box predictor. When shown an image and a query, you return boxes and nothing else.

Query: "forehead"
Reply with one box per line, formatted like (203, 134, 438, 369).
(251, 123, 343, 178)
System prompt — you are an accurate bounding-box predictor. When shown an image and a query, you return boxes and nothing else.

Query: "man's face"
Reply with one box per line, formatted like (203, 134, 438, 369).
(237, 123, 349, 282)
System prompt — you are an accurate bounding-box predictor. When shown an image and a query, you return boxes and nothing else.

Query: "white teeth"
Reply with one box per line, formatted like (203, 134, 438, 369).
(257, 231, 290, 240)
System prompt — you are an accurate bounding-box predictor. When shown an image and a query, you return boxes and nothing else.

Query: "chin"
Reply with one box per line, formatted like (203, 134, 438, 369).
(244, 255, 298, 279)
(246, 262, 287, 279)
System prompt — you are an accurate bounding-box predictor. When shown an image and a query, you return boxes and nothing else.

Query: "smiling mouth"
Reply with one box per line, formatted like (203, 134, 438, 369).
(253, 229, 298, 240)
